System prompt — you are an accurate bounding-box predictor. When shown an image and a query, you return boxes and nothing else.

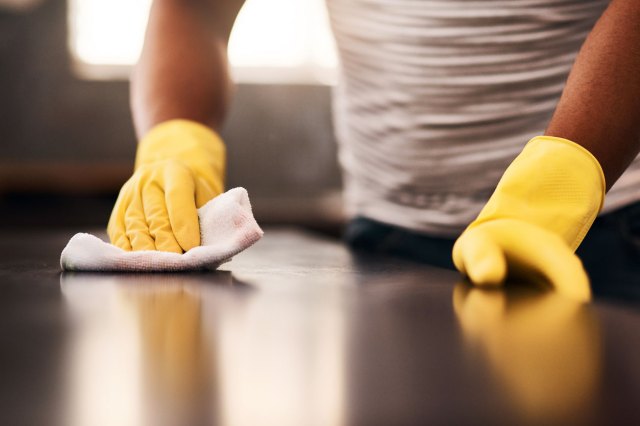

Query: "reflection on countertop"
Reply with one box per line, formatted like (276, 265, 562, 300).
(454, 284, 601, 425)
(1, 229, 640, 425)
(60, 269, 346, 426)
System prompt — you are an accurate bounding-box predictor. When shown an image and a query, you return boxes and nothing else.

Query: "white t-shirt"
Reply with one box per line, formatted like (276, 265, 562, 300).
(327, 0, 640, 236)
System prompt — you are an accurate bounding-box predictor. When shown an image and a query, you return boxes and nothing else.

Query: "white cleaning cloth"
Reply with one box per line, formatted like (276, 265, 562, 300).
(60, 187, 263, 272)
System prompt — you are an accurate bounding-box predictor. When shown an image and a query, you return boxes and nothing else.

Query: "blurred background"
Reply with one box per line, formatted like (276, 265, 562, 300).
(0, 0, 344, 234)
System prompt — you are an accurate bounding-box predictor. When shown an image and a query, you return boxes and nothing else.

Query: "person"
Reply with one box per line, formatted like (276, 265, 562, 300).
(108, 0, 640, 300)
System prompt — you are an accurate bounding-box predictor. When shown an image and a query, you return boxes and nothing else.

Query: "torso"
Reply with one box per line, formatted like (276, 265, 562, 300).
(327, 0, 638, 235)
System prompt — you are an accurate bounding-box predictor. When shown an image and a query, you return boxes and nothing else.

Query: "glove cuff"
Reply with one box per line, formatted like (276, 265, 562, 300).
(136, 119, 225, 167)
(135, 119, 226, 189)
(469, 136, 605, 251)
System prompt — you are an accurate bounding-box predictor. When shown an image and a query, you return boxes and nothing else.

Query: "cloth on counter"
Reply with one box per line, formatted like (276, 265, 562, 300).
(60, 187, 263, 272)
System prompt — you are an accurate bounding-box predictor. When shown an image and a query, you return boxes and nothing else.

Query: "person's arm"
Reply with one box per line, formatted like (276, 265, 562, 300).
(131, 0, 244, 135)
(453, 0, 640, 300)
(546, 0, 640, 190)
(108, 0, 245, 253)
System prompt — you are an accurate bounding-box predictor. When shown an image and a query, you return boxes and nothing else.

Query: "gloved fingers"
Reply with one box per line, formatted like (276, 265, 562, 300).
(141, 181, 183, 253)
(453, 227, 507, 286)
(454, 221, 591, 302)
(194, 174, 220, 208)
(124, 182, 156, 251)
(507, 232, 591, 303)
(486, 220, 591, 303)
(164, 163, 200, 252)
(107, 181, 133, 251)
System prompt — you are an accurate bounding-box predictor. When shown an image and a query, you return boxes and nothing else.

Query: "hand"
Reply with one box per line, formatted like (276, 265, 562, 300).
(452, 136, 605, 302)
(108, 120, 225, 253)
(453, 219, 590, 302)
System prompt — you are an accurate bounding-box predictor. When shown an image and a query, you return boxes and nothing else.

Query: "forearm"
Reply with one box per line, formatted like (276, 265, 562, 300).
(131, 0, 242, 137)
(545, 0, 640, 190)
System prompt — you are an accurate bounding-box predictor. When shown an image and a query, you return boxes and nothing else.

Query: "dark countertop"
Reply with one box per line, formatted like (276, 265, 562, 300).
(1, 228, 640, 425)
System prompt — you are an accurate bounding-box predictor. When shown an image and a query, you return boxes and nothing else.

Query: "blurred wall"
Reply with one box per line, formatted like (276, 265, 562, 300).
(0, 0, 343, 228)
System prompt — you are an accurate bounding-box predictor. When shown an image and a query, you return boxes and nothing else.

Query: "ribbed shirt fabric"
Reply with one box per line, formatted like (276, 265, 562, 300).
(327, 0, 640, 236)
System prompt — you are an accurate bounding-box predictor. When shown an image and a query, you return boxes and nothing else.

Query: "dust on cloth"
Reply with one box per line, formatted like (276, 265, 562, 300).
(60, 187, 263, 272)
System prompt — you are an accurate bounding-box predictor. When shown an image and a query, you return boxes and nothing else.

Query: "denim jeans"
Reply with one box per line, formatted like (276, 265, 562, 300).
(344, 202, 640, 302)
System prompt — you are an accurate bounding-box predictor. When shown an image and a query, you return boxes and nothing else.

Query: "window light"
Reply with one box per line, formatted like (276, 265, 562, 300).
(67, 0, 337, 84)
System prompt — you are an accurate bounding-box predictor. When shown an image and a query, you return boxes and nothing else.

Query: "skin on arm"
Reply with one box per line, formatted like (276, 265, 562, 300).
(130, 0, 245, 136)
(546, 0, 640, 190)
(108, 0, 245, 253)
(454, 0, 640, 298)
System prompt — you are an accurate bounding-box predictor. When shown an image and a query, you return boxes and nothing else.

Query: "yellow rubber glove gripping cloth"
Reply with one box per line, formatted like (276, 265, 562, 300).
(108, 119, 225, 254)
(452, 136, 605, 302)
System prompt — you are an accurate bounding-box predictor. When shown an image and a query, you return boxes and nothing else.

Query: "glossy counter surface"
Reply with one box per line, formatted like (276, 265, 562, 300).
(1, 228, 639, 425)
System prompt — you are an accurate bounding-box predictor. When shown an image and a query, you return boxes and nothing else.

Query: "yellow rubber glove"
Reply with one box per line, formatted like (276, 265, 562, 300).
(452, 136, 605, 302)
(108, 119, 225, 253)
